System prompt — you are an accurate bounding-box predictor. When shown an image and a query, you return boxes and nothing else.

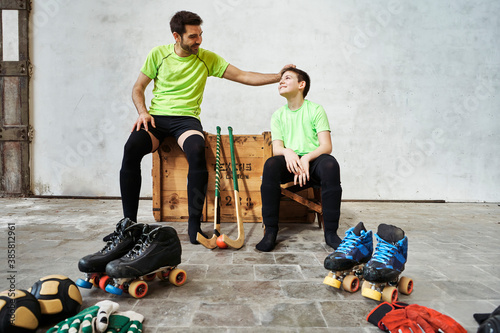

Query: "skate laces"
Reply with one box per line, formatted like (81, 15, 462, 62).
(99, 224, 142, 254)
(125, 227, 160, 259)
(336, 230, 360, 254)
(99, 230, 125, 253)
(371, 235, 396, 264)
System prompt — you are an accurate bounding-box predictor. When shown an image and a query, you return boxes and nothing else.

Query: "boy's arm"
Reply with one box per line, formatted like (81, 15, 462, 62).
(300, 131, 332, 164)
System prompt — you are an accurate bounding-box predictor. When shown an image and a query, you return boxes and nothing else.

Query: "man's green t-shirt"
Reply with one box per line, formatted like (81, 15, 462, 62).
(140, 44, 229, 119)
(271, 99, 331, 155)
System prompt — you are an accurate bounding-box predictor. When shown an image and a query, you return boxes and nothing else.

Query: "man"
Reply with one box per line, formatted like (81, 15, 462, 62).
(122, 10, 293, 244)
(256, 67, 342, 252)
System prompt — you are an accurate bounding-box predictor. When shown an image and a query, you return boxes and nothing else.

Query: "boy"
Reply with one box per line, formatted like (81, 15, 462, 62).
(256, 67, 342, 252)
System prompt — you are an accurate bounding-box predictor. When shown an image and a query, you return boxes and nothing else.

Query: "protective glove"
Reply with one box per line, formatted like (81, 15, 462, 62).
(379, 308, 424, 333)
(106, 311, 144, 333)
(47, 300, 119, 333)
(380, 304, 466, 333)
(366, 301, 409, 329)
(404, 304, 466, 333)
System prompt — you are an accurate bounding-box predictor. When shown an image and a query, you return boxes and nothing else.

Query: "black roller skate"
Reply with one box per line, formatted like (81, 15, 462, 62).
(361, 223, 413, 303)
(103, 225, 186, 298)
(76, 218, 144, 290)
(323, 222, 373, 292)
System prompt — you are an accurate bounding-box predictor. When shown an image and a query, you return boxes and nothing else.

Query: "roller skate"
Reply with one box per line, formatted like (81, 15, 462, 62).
(76, 218, 144, 290)
(323, 222, 373, 292)
(103, 225, 186, 298)
(361, 224, 414, 303)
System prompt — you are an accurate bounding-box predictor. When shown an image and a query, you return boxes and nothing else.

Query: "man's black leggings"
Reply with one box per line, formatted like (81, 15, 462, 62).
(119, 129, 207, 223)
(260, 154, 342, 235)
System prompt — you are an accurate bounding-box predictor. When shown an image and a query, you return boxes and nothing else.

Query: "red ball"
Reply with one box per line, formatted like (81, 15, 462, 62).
(216, 236, 228, 249)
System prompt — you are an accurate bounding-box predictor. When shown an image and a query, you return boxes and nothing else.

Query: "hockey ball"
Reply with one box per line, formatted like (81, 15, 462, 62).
(216, 236, 228, 249)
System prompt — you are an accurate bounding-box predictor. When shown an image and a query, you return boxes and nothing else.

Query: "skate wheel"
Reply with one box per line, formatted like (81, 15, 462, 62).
(76, 278, 92, 289)
(342, 275, 360, 293)
(129, 280, 148, 298)
(105, 284, 123, 295)
(398, 276, 414, 295)
(89, 274, 100, 288)
(323, 275, 341, 289)
(382, 286, 398, 303)
(143, 273, 156, 281)
(361, 284, 382, 301)
(99, 275, 110, 291)
(169, 268, 187, 286)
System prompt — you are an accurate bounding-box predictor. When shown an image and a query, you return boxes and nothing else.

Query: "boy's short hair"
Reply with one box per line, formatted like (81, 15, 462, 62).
(170, 11, 203, 35)
(281, 67, 311, 98)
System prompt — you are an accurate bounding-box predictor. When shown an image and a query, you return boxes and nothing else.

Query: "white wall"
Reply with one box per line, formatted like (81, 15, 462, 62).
(30, 0, 500, 202)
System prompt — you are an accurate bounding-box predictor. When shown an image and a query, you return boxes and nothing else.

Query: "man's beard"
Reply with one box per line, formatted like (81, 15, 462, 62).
(180, 39, 199, 55)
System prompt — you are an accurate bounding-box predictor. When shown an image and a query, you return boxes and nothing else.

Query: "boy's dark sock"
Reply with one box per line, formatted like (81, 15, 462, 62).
(325, 232, 342, 250)
(256, 227, 278, 252)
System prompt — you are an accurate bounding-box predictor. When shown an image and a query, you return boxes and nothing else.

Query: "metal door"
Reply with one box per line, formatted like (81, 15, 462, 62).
(0, 0, 31, 196)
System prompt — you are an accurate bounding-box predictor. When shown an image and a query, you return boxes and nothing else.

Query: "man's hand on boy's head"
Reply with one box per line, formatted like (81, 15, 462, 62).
(279, 64, 296, 77)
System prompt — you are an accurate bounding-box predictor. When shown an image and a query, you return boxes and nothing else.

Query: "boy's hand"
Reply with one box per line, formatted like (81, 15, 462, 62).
(295, 155, 311, 187)
(283, 148, 304, 175)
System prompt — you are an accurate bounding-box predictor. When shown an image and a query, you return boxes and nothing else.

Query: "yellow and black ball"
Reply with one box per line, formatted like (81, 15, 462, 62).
(28, 275, 82, 324)
(0, 289, 42, 332)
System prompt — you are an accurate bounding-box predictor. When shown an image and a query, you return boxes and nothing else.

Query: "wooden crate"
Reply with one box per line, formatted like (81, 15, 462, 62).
(152, 131, 315, 223)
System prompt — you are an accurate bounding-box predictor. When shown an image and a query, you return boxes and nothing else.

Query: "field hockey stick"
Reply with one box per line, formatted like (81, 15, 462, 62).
(196, 126, 222, 249)
(221, 126, 245, 249)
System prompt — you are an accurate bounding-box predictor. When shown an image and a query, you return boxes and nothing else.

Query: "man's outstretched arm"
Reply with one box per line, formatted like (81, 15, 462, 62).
(222, 64, 295, 86)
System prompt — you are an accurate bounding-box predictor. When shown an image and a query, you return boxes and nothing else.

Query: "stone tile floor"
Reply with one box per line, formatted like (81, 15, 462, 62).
(1, 198, 499, 332)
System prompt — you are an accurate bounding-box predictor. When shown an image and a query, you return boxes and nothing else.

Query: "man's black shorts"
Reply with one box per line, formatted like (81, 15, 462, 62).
(145, 115, 204, 142)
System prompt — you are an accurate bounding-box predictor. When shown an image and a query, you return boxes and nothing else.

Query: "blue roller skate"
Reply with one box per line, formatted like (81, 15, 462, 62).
(361, 223, 413, 303)
(323, 222, 373, 292)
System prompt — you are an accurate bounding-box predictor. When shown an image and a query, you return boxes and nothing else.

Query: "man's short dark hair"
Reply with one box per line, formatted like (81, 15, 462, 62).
(170, 11, 203, 35)
(281, 67, 311, 98)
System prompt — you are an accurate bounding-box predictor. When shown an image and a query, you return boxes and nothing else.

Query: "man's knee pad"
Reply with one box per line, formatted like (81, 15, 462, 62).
(183, 135, 207, 171)
(122, 130, 153, 166)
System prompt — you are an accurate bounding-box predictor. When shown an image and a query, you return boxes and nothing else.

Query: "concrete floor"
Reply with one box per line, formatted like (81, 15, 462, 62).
(1, 198, 499, 332)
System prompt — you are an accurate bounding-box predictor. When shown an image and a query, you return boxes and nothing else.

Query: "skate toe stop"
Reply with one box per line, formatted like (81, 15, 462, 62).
(362, 287, 382, 301)
(323, 275, 341, 289)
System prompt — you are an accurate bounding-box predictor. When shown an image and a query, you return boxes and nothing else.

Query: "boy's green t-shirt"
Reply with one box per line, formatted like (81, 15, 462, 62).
(271, 99, 331, 155)
(140, 44, 229, 119)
